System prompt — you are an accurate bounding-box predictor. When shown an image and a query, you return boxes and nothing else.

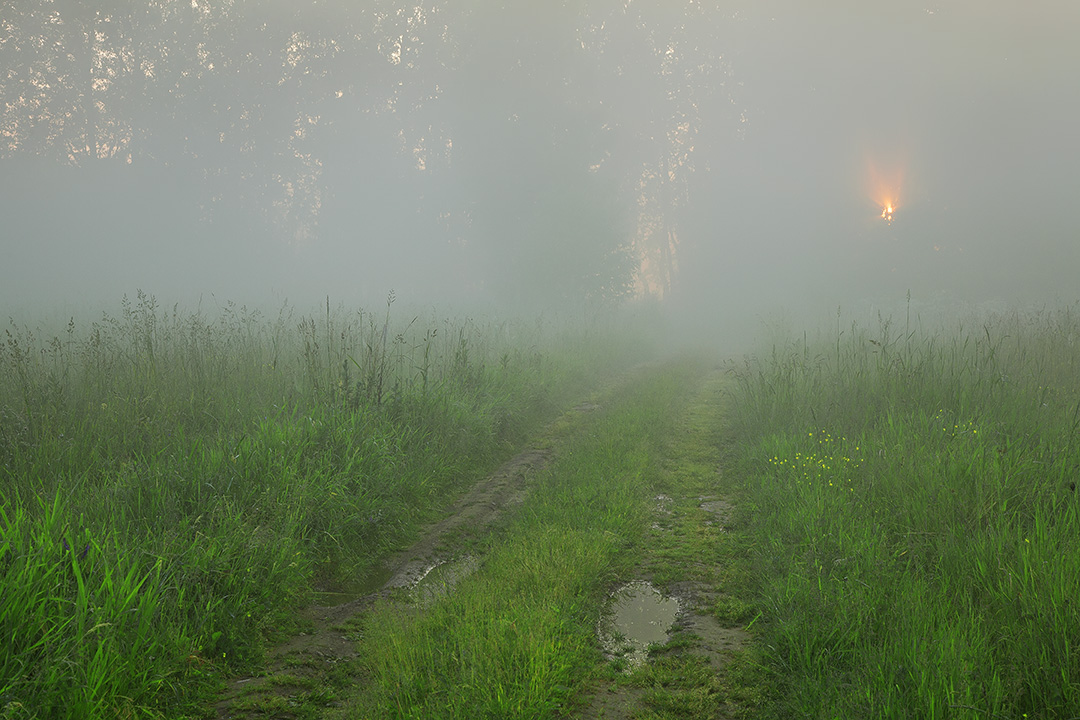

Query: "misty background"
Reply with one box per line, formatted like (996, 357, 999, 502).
(2, 0, 1078, 342)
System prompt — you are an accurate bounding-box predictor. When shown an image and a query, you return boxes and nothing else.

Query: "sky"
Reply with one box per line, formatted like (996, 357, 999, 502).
(1, 0, 1077, 341)
(671, 0, 1080, 339)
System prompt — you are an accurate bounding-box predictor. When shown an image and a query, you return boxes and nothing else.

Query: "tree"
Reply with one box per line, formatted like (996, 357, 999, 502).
(1, 0, 741, 307)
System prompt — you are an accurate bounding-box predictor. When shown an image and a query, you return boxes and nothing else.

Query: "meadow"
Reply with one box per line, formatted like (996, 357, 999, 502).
(727, 303, 1080, 718)
(341, 361, 705, 718)
(7, 290, 1079, 720)
(0, 292, 651, 719)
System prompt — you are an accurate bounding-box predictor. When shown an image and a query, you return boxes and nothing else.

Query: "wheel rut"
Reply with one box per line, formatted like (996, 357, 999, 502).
(214, 398, 608, 718)
(579, 367, 756, 719)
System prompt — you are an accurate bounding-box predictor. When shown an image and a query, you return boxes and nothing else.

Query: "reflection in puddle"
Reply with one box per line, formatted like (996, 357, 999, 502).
(598, 581, 681, 669)
(312, 565, 393, 605)
(409, 556, 479, 606)
(699, 496, 733, 528)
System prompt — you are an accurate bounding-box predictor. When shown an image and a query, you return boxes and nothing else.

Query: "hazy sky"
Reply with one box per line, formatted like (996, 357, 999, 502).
(1, 0, 1077, 334)
(676, 0, 1080, 327)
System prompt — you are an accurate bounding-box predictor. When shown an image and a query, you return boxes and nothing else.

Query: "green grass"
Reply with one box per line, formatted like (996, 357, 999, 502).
(340, 359, 709, 718)
(727, 304, 1080, 719)
(342, 359, 768, 719)
(589, 363, 766, 719)
(21, 291, 1076, 719)
(0, 292, 653, 718)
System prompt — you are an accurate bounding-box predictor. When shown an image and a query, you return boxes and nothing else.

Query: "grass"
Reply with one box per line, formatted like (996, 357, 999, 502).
(727, 303, 1080, 719)
(338, 357, 766, 719)
(588, 362, 766, 719)
(20, 289, 1073, 719)
(0, 291, 653, 718)
(339, 359, 710, 718)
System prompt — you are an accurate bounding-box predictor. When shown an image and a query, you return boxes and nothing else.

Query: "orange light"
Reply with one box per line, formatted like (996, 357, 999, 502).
(864, 142, 907, 226)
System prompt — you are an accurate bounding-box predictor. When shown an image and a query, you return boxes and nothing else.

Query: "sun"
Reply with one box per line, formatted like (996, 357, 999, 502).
(863, 143, 907, 226)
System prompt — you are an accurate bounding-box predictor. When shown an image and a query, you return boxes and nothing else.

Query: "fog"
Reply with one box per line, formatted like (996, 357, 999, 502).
(2, 1, 1077, 344)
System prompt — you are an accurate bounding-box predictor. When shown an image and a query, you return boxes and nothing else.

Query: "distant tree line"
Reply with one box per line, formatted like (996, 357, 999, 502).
(1, 1, 743, 306)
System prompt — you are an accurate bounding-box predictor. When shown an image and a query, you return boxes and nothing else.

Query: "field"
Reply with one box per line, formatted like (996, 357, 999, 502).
(728, 304, 1080, 718)
(0, 293, 653, 718)
(2, 295, 1079, 719)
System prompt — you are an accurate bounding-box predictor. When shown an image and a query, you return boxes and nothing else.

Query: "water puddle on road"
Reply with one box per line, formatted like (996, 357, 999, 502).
(699, 496, 734, 529)
(408, 556, 480, 606)
(598, 581, 681, 669)
(311, 565, 393, 606)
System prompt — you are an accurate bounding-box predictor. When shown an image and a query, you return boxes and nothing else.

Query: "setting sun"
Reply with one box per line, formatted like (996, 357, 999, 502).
(864, 145, 906, 226)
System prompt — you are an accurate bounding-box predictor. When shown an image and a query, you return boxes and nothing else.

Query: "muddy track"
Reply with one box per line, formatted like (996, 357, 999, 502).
(582, 494, 750, 720)
(580, 368, 755, 720)
(214, 399, 607, 718)
(210, 363, 756, 720)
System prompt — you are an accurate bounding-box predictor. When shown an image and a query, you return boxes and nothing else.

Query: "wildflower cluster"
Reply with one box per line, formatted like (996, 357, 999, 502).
(767, 430, 863, 491)
(932, 409, 979, 440)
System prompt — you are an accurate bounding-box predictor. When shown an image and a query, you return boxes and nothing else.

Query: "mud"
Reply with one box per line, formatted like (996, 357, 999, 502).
(582, 492, 751, 720)
(409, 555, 480, 606)
(598, 581, 681, 668)
(668, 580, 752, 671)
(215, 444, 552, 718)
(214, 391, 622, 718)
(698, 495, 734, 529)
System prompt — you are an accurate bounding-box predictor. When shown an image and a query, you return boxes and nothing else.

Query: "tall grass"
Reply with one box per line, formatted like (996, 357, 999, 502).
(727, 304, 1080, 718)
(0, 291, 650, 718)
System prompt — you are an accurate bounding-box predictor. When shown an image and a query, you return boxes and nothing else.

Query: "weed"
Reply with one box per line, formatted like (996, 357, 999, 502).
(0, 295, 650, 716)
(340, 361, 701, 718)
(729, 304, 1080, 718)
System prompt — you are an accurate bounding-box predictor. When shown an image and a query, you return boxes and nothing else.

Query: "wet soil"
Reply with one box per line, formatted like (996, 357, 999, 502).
(212, 364, 755, 719)
(581, 491, 750, 720)
(699, 495, 735, 530)
(213, 397, 613, 718)
(669, 580, 752, 672)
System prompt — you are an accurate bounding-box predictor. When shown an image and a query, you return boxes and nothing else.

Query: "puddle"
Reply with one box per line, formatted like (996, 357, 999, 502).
(312, 565, 393, 606)
(385, 557, 442, 590)
(698, 496, 733, 528)
(651, 495, 674, 532)
(598, 581, 681, 669)
(408, 556, 479, 606)
(654, 494, 673, 514)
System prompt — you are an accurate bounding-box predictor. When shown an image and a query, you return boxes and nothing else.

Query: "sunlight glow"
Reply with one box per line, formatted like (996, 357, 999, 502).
(864, 148, 906, 226)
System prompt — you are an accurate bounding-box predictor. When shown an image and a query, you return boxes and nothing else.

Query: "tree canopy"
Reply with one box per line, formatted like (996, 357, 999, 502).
(1, 1, 742, 307)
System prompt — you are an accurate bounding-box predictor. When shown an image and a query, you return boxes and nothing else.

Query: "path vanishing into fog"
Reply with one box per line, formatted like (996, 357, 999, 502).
(215, 358, 761, 719)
